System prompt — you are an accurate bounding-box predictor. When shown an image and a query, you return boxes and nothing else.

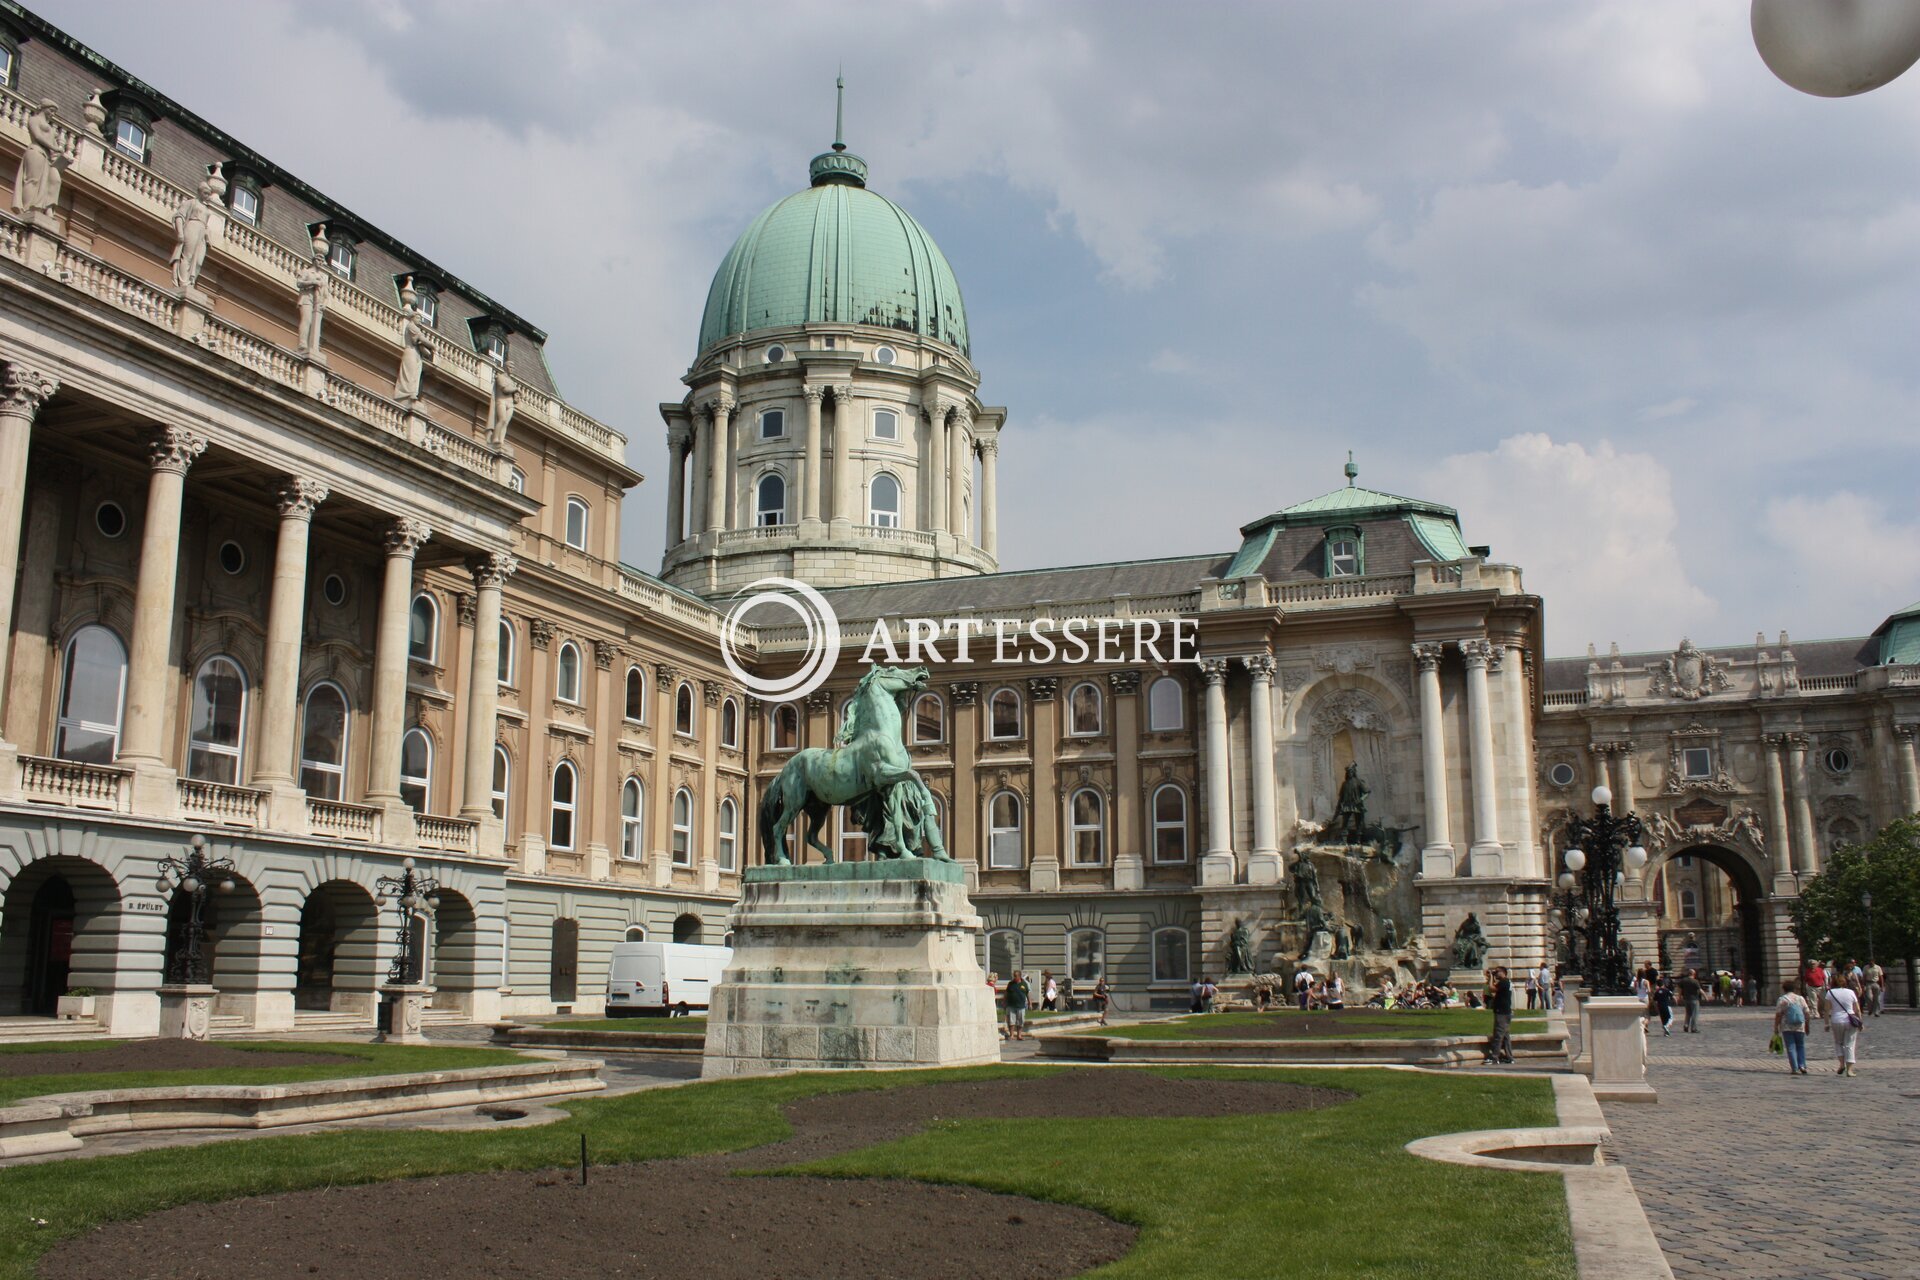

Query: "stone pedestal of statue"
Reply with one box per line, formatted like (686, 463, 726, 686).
(157, 984, 217, 1040)
(702, 859, 1001, 1078)
(376, 984, 433, 1045)
(1584, 995, 1657, 1102)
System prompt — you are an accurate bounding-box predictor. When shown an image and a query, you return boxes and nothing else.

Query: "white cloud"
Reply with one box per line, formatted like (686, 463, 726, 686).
(1762, 492, 1920, 628)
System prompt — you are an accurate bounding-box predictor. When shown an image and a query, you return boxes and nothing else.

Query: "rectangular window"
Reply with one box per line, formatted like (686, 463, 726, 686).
(0, 44, 14, 89)
(1682, 747, 1713, 779)
(873, 409, 898, 440)
(1328, 538, 1359, 576)
(229, 186, 260, 224)
(113, 117, 148, 162)
(760, 409, 785, 440)
(327, 240, 356, 279)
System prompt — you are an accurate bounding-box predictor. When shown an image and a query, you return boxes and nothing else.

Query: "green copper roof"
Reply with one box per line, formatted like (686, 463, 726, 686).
(1240, 459, 1459, 538)
(697, 146, 970, 357)
(1874, 601, 1920, 665)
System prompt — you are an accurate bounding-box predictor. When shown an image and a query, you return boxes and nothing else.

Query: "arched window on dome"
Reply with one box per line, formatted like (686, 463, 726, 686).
(756, 472, 786, 527)
(868, 473, 901, 529)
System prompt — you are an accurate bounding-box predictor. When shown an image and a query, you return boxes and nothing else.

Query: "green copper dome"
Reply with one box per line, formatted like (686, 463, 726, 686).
(697, 146, 970, 357)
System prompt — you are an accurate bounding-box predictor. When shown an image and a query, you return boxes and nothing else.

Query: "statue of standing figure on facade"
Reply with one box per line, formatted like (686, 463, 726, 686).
(12, 99, 70, 224)
(394, 278, 435, 408)
(1227, 919, 1254, 975)
(295, 236, 329, 360)
(170, 176, 218, 297)
(1452, 913, 1490, 969)
(1332, 761, 1370, 845)
(1291, 852, 1322, 915)
(487, 358, 519, 447)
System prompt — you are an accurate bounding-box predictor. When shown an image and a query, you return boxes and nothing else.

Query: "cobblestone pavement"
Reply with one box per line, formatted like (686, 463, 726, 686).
(1599, 1006, 1920, 1280)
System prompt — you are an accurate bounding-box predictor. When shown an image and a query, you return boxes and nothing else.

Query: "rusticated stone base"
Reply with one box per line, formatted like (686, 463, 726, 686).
(701, 859, 1001, 1078)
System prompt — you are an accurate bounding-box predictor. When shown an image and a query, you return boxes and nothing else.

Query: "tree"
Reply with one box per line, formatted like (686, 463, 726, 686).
(1792, 816, 1920, 1003)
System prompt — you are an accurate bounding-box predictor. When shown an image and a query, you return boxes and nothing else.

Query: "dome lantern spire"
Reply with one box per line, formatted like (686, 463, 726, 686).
(833, 72, 846, 152)
(810, 73, 868, 187)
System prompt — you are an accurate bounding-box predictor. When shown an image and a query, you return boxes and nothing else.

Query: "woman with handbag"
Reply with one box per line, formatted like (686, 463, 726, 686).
(1822, 977, 1864, 1077)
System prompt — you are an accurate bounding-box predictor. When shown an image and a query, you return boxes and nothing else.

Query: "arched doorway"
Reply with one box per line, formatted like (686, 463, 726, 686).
(294, 881, 380, 1013)
(549, 918, 578, 1006)
(673, 912, 702, 944)
(163, 872, 264, 990)
(429, 890, 482, 1013)
(0, 856, 122, 1018)
(1648, 844, 1768, 995)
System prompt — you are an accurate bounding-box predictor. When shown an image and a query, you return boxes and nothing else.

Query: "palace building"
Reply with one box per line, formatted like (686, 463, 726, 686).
(0, 3, 1914, 1036)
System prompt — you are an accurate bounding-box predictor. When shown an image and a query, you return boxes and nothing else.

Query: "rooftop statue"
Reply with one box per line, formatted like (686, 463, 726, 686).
(170, 175, 218, 296)
(758, 663, 951, 864)
(295, 236, 329, 360)
(12, 99, 70, 221)
(487, 360, 519, 448)
(394, 278, 435, 408)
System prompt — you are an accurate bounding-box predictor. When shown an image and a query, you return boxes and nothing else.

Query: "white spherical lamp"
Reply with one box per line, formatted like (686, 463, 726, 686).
(1753, 0, 1920, 97)
(1626, 844, 1648, 871)
(1591, 785, 1612, 808)
(1557, 871, 1576, 890)
(1565, 848, 1587, 872)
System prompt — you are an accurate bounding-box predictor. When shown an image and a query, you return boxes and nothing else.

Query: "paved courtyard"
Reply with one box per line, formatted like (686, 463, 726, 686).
(1599, 1005, 1920, 1280)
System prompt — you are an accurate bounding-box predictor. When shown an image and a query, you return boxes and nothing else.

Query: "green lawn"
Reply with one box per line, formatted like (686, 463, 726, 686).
(0, 1063, 1573, 1280)
(0, 1040, 527, 1108)
(1088, 1008, 1550, 1041)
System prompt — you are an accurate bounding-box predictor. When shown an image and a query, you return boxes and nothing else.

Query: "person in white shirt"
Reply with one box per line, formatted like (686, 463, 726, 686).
(1823, 980, 1863, 1076)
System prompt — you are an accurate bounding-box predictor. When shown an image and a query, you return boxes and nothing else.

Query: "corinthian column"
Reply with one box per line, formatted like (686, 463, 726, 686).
(1243, 653, 1281, 884)
(1199, 657, 1235, 885)
(1786, 732, 1819, 875)
(119, 427, 208, 778)
(949, 409, 971, 542)
(703, 396, 732, 533)
(689, 403, 711, 535)
(1413, 642, 1454, 874)
(366, 518, 432, 815)
(0, 364, 57, 732)
(256, 480, 327, 799)
(926, 402, 948, 532)
(1761, 733, 1794, 885)
(831, 385, 857, 525)
(461, 552, 517, 836)
(801, 385, 825, 524)
(1895, 725, 1920, 816)
(1459, 637, 1502, 873)
(978, 433, 999, 559)
(664, 426, 689, 547)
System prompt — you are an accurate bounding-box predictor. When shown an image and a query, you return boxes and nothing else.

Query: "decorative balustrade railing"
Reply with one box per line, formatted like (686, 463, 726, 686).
(177, 778, 267, 826)
(307, 797, 379, 841)
(414, 813, 479, 855)
(20, 756, 130, 811)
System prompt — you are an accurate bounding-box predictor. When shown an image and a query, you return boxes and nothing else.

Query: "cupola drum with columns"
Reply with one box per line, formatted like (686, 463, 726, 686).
(659, 83, 1006, 597)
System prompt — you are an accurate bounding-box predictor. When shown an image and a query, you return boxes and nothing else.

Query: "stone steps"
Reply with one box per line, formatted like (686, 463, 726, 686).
(0, 1016, 106, 1043)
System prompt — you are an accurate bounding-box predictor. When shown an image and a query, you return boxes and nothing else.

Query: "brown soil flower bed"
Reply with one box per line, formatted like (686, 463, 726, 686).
(42, 1069, 1343, 1280)
(0, 1039, 352, 1079)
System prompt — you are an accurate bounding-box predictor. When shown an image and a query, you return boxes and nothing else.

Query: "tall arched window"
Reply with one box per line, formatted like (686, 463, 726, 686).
(555, 642, 582, 703)
(56, 625, 128, 764)
(911, 692, 944, 744)
(988, 687, 1022, 740)
(1068, 682, 1103, 736)
(1068, 788, 1106, 866)
(564, 496, 590, 550)
(298, 682, 349, 799)
(675, 682, 696, 736)
(722, 698, 741, 749)
(490, 745, 511, 822)
(620, 777, 645, 861)
(549, 761, 577, 850)
(1680, 887, 1699, 920)
(624, 666, 646, 722)
(1067, 928, 1106, 983)
(771, 703, 799, 751)
(1152, 784, 1189, 863)
(717, 796, 738, 871)
(186, 655, 247, 784)
(399, 728, 433, 812)
(1152, 927, 1191, 984)
(868, 473, 901, 528)
(408, 593, 438, 663)
(986, 929, 1022, 981)
(497, 619, 515, 686)
(755, 473, 786, 527)
(671, 788, 694, 865)
(988, 790, 1024, 869)
(1147, 676, 1184, 731)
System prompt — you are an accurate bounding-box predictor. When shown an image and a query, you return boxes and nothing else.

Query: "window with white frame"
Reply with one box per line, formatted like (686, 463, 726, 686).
(400, 728, 433, 812)
(411, 282, 439, 326)
(873, 408, 898, 440)
(112, 114, 149, 163)
(1681, 746, 1713, 779)
(507, 466, 526, 494)
(1147, 677, 1184, 731)
(759, 408, 785, 440)
(298, 682, 349, 800)
(756, 473, 786, 527)
(1068, 788, 1106, 866)
(624, 666, 645, 722)
(671, 788, 694, 866)
(564, 497, 589, 550)
(409, 593, 438, 663)
(1679, 886, 1699, 919)
(1067, 928, 1106, 983)
(987, 790, 1023, 869)
(555, 642, 582, 703)
(326, 238, 357, 280)
(1324, 526, 1362, 578)
(186, 655, 247, 784)
(986, 929, 1022, 981)
(1068, 682, 1103, 736)
(490, 745, 510, 822)
(1152, 784, 1188, 863)
(227, 181, 260, 225)
(911, 692, 944, 744)
(56, 629, 128, 767)
(620, 777, 645, 860)
(0, 39, 16, 91)
(497, 619, 515, 686)
(717, 796, 738, 870)
(868, 473, 901, 528)
(676, 683, 696, 736)
(988, 688, 1022, 740)
(722, 699, 741, 750)
(624, 924, 647, 941)
(771, 703, 799, 751)
(1151, 927, 1191, 984)
(549, 761, 578, 850)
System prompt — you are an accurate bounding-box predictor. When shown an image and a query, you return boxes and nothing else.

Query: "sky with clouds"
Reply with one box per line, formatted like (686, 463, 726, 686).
(40, 0, 1920, 655)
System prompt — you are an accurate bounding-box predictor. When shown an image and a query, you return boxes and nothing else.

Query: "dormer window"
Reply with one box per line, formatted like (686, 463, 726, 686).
(326, 238, 356, 279)
(481, 330, 507, 364)
(112, 113, 150, 163)
(1323, 525, 1362, 578)
(0, 33, 17, 90)
(225, 169, 264, 225)
(411, 283, 439, 326)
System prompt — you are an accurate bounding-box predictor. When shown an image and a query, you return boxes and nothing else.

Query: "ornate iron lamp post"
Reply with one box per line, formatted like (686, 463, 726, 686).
(375, 857, 440, 985)
(1558, 785, 1648, 997)
(155, 834, 237, 985)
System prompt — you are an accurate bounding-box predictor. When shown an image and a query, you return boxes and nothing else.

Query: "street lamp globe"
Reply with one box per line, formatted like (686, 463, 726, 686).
(1862, 890, 1874, 909)
(1565, 848, 1587, 872)
(1752, 0, 1920, 97)
(1558, 871, 1576, 890)
(1625, 845, 1648, 871)
(1591, 785, 1612, 808)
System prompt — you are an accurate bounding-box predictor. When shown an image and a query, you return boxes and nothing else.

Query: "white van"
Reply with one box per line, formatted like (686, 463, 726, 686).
(604, 941, 732, 1016)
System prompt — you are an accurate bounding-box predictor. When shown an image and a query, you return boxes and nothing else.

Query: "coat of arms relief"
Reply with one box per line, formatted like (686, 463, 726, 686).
(1647, 639, 1733, 701)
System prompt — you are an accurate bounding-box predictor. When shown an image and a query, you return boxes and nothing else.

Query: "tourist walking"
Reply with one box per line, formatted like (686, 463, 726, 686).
(1092, 975, 1111, 1026)
(1483, 967, 1514, 1065)
(1774, 980, 1812, 1074)
(1537, 962, 1553, 1012)
(1650, 976, 1676, 1036)
(1004, 971, 1031, 1041)
(1042, 970, 1059, 1012)
(1865, 960, 1885, 1016)
(1679, 968, 1704, 1033)
(1823, 979, 1863, 1076)
(1524, 967, 1539, 1011)
(1328, 974, 1345, 1010)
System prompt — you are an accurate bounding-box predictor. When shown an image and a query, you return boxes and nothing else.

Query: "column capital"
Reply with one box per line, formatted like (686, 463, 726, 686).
(1457, 636, 1494, 669)
(382, 516, 432, 557)
(1106, 669, 1141, 696)
(1026, 676, 1058, 702)
(1761, 731, 1791, 751)
(0, 363, 59, 417)
(802, 384, 827, 405)
(529, 619, 555, 651)
(702, 678, 726, 706)
(595, 639, 621, 670)
(655, 661, 679, 683)
(923, 399, 951, 425)
(976, 435, 999, 458)
(829, 383, 855, 405)
(467, 549, 519, 587)
(666, 421, 694, 451)
(1590, 739, 1631, 758)
(948, 680, 979, 706)
(804, 688, 833, 714)
(147, 426, 208, 475)
(1895, 724, 1918, 742)
(1199, 657, 1231, 686)
(701, 394, 735, 420)
(273, 477, 329, 521)
(1411, 641, 1444, 672)
(1240, 653, 1276, 680)
(1782, 732, 1812, 752)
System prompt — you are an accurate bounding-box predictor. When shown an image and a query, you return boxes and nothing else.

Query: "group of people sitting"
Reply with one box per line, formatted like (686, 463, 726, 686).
(1366, 980, 1462, 1010)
